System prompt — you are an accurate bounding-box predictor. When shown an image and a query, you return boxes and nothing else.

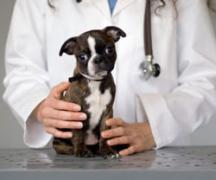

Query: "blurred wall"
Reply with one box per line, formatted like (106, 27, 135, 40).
(0, 0, 26, 148)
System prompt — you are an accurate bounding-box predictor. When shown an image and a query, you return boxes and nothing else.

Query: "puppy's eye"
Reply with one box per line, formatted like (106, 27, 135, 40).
(79, 53, 89, 61)
(105, 46, 114, 55)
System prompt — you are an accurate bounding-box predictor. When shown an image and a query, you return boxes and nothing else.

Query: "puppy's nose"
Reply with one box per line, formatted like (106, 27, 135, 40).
(94, 57, 102, 64)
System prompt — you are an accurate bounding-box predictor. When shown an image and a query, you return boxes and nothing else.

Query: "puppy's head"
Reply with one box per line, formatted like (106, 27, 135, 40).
(59, 26, 126, 80)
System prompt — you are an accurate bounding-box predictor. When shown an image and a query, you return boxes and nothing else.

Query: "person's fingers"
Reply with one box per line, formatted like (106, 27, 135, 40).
(101, 127, 125, 139)
(106, 118, 126, 127)
(42, 107, 87, 121)
(44, 119, 83, 129)
(119, 146, 136, 156)
(107, 136, 131, 146)
(49, 98, 81, 112)
(45, 127, 73, 138)
(51, 82, 70, 99)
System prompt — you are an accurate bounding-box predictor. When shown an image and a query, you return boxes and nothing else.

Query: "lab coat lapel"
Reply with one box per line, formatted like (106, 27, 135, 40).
(88, 0, 137, 18)
(113, 0, 137, 16)
(89, 0, 111, 19)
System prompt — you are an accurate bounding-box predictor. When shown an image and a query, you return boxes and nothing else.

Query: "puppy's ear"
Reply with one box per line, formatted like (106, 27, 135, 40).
(103, 26, 126, 42)
(59, 37, 77, 56)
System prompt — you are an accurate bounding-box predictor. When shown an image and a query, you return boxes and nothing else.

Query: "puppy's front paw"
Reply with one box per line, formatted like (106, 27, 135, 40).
(75, 149, 94, 158)
(82, 149, 95, 158)
(102, 151, 120, 159)
(100, 147, 120, 159)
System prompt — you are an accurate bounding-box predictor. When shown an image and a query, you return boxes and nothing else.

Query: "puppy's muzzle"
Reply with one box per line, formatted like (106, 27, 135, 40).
(94, 58, 114, 72)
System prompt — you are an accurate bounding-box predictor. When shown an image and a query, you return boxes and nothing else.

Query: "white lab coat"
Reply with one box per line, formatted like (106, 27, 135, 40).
(3, 0, 216, 149)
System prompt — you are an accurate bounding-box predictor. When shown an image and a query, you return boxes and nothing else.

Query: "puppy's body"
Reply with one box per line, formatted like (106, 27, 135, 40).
(54, 73, 115, 157)
(53, 27, 126, 158)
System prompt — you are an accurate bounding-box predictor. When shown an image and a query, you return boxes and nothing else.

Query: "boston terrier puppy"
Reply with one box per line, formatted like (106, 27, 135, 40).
(53, 26, 126, 158)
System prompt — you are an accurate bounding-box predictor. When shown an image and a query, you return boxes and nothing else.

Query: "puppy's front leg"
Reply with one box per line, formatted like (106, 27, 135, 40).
(72, 130, 93, 157)
(72, 130, 85, 157)
(99, 109, 119, 159)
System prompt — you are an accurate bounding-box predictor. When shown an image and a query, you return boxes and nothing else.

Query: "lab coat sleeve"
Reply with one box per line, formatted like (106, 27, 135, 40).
(3, 0, 52, 148)
(136, 0, 216, 148)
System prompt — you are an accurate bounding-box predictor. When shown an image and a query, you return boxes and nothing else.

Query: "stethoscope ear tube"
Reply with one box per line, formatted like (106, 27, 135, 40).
(142, 0, 161, 79)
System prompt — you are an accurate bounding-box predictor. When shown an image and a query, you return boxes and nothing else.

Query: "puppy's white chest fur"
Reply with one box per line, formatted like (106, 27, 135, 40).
(85, 81, 111, 145)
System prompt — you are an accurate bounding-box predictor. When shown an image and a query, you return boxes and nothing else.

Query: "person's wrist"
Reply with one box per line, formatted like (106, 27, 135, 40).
(143, 122, 156, 148)
(32, 100, 45, 123)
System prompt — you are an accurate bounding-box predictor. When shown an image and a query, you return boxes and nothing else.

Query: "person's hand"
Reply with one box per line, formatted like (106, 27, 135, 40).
(101, 119, 156, 156)
(32, 82, 87, 138)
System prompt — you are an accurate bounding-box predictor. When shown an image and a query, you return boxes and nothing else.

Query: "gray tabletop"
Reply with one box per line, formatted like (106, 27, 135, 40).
(0, 146, 216, 180)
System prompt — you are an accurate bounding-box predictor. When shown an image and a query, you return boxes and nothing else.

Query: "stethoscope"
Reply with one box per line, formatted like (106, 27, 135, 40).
(141, 0, 161, 80)
(76, 0, 161, 80)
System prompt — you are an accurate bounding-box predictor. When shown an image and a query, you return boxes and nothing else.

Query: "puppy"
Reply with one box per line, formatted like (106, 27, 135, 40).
(53, 26, 126, 158)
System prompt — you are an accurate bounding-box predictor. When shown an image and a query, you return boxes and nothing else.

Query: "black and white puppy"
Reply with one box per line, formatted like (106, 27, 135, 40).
(53, 26, 126, 158)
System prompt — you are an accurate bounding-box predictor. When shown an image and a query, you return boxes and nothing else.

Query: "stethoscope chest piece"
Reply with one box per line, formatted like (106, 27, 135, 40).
(140, 56, 161, 80)
(152, 63, 160, 77)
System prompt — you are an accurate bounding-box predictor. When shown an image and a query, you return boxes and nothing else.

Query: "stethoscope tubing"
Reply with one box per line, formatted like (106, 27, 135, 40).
(143, 0, 161, 78)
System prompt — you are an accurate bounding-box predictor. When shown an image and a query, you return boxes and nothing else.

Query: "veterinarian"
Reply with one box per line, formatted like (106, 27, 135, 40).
(3, 0, 216, 156)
